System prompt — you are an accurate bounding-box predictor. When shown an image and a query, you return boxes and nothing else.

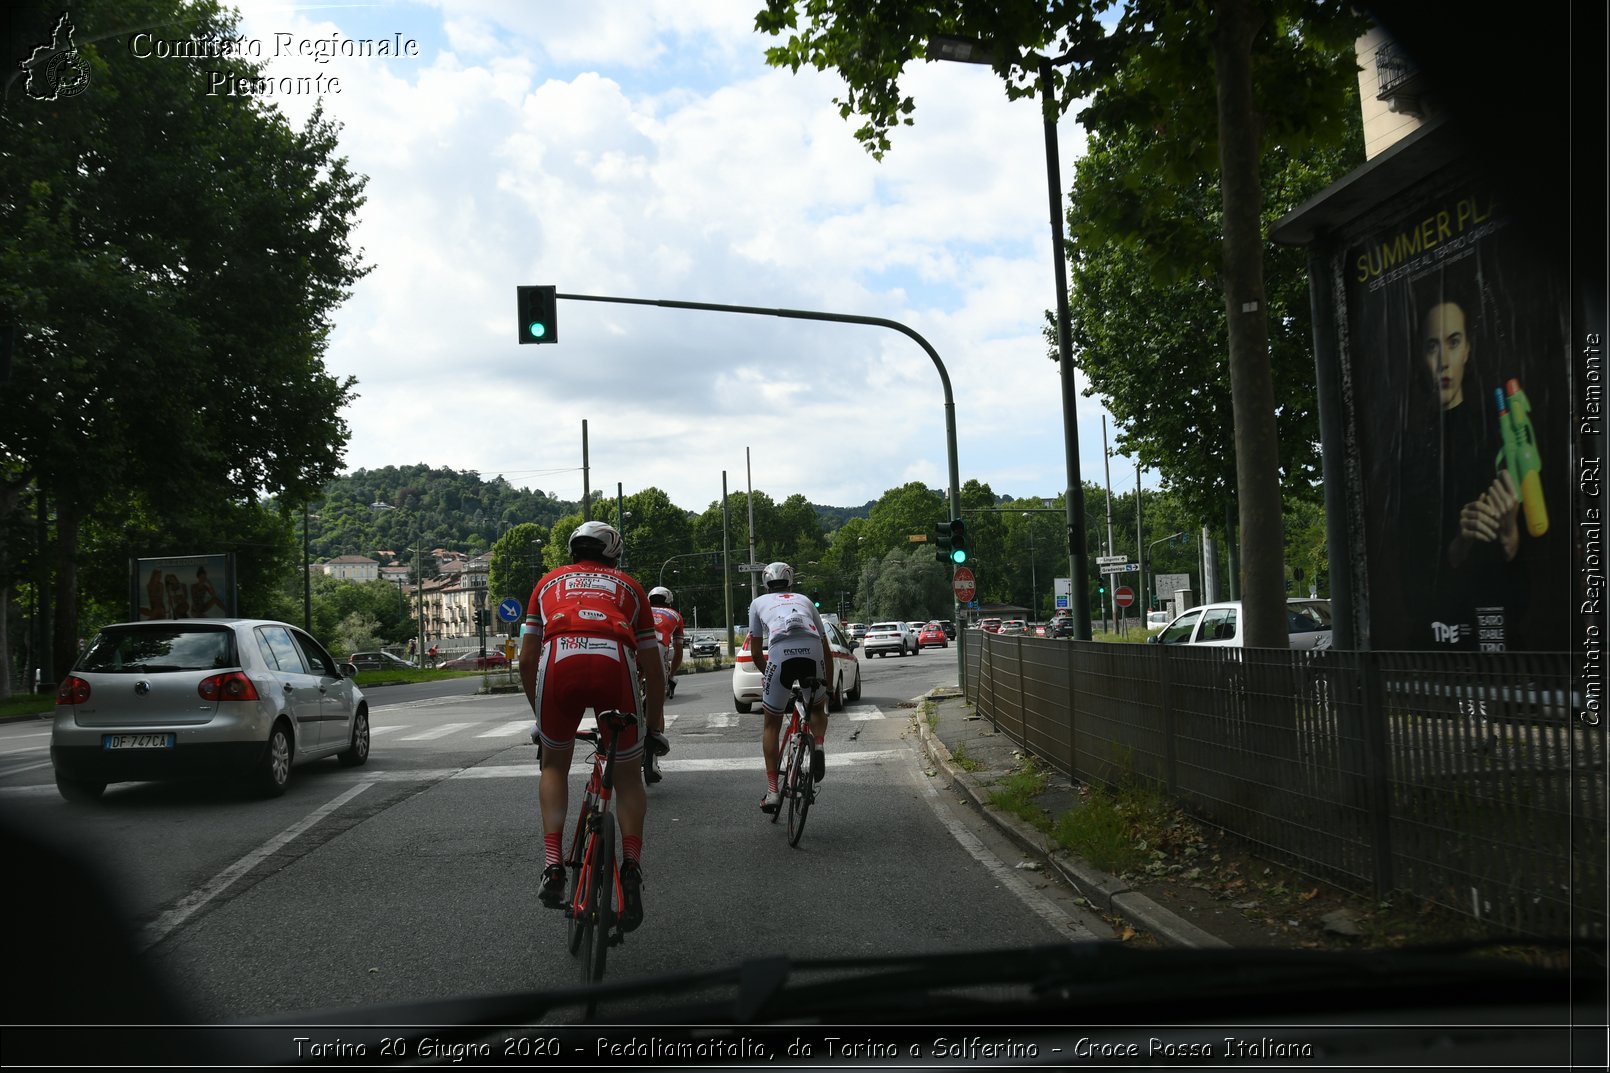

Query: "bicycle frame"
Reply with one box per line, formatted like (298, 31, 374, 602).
(564, 710, 636, 986)
(774, 677, 820, 846)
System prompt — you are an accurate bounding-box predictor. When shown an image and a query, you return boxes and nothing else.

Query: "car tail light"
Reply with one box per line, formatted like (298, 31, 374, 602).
(56, 676, 91, 705)
(199, 672, 260, 702)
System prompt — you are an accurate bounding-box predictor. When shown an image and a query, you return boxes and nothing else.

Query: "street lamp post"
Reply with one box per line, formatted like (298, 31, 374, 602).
(1023, 512, 1038, 620)
(1146, 531, 1186, 614)
(929, 36, 1090, 641)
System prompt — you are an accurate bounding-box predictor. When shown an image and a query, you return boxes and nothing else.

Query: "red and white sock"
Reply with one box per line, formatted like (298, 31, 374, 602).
(622, 834, 642, 865)
(544, 832, 562, 869)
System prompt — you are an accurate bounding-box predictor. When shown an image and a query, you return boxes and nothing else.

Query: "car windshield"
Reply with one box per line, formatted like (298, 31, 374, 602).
(77, 626, 235, 673)
(6, 1, 1590, 1052)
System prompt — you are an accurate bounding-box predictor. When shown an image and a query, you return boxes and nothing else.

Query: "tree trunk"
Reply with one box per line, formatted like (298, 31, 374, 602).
(51, 503, 81, 683)
(1211, 0, 1288, 649)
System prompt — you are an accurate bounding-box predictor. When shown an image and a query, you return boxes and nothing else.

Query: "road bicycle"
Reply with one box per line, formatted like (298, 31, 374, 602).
(563, 709, 639, 988)
(771, 676, 822, 847)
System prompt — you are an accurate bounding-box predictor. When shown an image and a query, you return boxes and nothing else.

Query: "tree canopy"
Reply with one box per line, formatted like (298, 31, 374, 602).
(1, 0, 371, 681)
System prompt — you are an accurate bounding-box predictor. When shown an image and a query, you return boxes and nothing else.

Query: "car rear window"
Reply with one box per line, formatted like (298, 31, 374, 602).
(78, 625, 236, 673)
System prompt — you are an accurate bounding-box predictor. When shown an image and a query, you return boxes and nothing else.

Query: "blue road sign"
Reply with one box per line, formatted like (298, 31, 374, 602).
(497, 597, 522, 623)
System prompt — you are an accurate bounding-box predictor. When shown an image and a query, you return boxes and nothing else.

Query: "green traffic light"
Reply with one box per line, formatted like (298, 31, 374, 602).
(528, 321, 547, 339)
(951, 549, 967, 564)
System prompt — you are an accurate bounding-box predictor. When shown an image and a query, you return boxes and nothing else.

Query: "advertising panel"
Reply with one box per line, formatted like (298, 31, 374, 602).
(130, 554, 237, 621)
(1344, 178, 1571, 651)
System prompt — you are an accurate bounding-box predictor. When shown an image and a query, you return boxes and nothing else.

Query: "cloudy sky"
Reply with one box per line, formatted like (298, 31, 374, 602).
(226, 0, 1145, 514)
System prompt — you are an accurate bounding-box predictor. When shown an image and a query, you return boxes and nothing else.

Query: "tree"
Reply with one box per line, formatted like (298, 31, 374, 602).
(756, 0, 1366, 646)
(1065, 110, 1360, 526)
(1, 0, 370, 679)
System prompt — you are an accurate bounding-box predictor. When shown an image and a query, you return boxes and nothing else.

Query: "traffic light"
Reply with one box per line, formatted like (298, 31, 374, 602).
(940, 515, 966, 563)
(516, 285, 558, 344)
(934, 518, 967, 563)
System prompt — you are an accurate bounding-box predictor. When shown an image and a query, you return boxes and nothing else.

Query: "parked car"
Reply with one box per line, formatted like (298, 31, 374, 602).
(439, 651, 510, 670)
(50, 618, 370, 801)
(688, 634, 722, 659)
(978, 618, 1003, 634)
(917, 622, 948, 649)
(1147, 599, 1332, 649)
(731, 621, 861, 713)
(349, 650, 413, 672)
(862, 621, 918, 658)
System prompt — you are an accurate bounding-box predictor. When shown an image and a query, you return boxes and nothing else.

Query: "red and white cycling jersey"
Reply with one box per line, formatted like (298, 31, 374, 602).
(524, 563, 658, 754)
(651, 605, 685, 658)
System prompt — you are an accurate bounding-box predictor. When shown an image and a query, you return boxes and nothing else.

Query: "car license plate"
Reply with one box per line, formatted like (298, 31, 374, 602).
(103, 733, 175, 750)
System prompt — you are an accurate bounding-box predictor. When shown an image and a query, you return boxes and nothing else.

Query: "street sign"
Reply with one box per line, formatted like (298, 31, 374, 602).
(497, 597, 522, 622)
(1114, 586, 1136, 608)
(1100, 562, 1140, 575)
(737, 563, 767, 572)
(952, 566, 976, 601)
(1096, 554, 1129, 565)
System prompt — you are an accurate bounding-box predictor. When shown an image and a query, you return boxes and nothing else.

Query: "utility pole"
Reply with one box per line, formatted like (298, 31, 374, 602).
(1102, 415, 1116, 633)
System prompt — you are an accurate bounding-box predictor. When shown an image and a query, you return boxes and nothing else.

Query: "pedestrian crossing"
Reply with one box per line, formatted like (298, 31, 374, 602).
(370, 704, 895, 745)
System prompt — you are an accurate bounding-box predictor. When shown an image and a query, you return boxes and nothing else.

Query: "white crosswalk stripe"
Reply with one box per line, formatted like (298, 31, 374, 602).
(399, 722, 475, 741)
(365, 705, 890, 746)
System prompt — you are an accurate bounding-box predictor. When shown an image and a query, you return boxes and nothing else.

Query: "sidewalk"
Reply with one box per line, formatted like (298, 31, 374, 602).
(913, 686, 1230, 949)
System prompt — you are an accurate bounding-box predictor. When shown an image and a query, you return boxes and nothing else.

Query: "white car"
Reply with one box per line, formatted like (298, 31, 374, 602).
(1147, 599, 1332, 649)
(861, 621, 918, 658)
(732, 620, 862, 713)
(1146, 610, 1171, 632)
(51, 618, 370, 801)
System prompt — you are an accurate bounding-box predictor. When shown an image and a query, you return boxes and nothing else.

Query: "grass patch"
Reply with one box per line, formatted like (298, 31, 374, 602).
(1, 692, 54, 720)
(1092, 628, 1153, 644)
(986, 756, 1052, 831)
(919, 699, 938, 731)
(1051, 780, 1176, 876)
(950, 741, 982, 772)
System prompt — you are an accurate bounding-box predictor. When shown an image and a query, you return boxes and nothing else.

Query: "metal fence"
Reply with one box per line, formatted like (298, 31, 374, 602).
(963, 634, 1604, 941)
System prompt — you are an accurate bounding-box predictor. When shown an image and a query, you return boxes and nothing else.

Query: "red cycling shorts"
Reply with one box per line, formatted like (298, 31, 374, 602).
(531, 635, 644, 760)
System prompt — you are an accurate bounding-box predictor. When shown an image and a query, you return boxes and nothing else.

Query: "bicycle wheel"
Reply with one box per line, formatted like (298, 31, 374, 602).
(586, 811, 615, 986)
(786, 729, 813, 847)
(565, 797, 593, 956)
(771, 727, 792, 825)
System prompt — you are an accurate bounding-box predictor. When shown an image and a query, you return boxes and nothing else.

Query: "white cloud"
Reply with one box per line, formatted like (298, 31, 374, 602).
(226, 0, 1140, 513)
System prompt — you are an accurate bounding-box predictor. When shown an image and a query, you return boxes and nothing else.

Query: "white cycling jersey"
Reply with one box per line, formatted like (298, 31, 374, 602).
(748, 590, 828, 714)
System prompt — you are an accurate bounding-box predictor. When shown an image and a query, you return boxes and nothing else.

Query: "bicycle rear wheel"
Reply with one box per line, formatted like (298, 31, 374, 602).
(786, 729, 813, 846)
(771, 727, 793, 825)
(565, 798, 593, 956)
(584, 811, 615, 986)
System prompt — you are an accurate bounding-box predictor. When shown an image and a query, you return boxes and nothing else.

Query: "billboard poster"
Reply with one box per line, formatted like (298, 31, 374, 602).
(1345, 177, 1571, 652)
(130, 554, 236, 621)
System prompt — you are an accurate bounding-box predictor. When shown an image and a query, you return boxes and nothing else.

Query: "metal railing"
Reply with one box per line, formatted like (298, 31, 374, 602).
(964, 635, 1603, 941)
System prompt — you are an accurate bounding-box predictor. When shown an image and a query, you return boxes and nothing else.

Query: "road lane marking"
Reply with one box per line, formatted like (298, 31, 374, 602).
(480, 721, 532, 738)
(137, 782, 374, 951)
(399, 722, 475, 741)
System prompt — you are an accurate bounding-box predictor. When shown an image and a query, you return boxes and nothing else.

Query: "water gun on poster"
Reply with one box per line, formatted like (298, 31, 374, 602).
(1494, 378, 1548, 537)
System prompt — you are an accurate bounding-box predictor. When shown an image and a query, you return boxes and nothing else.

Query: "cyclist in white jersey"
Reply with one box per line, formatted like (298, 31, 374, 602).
(748, 562, 833, 813)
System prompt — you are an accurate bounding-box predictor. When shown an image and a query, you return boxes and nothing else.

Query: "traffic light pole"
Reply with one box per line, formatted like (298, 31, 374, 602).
(552, 291, 965, 689)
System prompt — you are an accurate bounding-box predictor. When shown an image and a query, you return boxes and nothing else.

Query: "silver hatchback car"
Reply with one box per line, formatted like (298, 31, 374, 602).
(51, 619, 371, 802)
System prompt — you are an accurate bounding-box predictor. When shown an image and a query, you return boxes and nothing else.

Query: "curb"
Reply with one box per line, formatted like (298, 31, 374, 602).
(913, 688, 1229, 950)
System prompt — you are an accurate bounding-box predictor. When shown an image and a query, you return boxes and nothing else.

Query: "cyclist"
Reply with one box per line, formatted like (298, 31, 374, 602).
(645, 586, 683, 786)
(648, 586, 685, 700)
(520, 520, 668, 931)
(747, 561, 832, 813)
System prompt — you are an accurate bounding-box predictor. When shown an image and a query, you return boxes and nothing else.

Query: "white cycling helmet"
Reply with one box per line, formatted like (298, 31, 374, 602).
(569, 520, 623, 564)
(649, 586, 673, 603)
(762, 561, 793, 589)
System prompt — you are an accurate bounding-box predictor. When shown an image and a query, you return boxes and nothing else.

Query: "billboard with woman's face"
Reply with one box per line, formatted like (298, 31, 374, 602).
(1342, 177, 1571, 651)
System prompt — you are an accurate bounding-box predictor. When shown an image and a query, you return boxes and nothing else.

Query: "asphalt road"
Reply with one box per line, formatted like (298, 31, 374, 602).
(0, 647, 1109, 1022)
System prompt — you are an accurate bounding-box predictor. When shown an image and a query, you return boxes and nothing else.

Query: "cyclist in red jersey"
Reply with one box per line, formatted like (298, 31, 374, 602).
(646, 586, 683, 785)
(520, 521, 668, 931)
(648, 586, 685, 700)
